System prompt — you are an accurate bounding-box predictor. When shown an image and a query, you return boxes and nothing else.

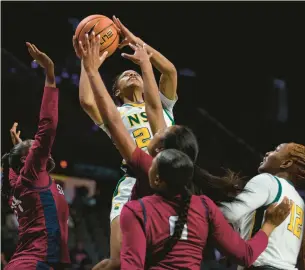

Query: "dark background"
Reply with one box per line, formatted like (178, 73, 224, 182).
(2, 1, 305, 188)
(2, 1, 305, 267)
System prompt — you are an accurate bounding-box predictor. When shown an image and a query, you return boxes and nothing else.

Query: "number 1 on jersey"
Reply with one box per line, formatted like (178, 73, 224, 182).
(287, 202, 303, 239)
(169, 216, 188, 240)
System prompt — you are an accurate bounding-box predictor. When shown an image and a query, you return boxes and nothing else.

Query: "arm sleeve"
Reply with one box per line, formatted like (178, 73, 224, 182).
(9, 168, 18, 180)
(129, 147, 153, 176)
(221, 174, 279, 224)
(21, 87, 58, 186)
(120, 204, 146, 270)
(159, 91, 177, 114)
(204, 196, 268, 267)
(128, 147, 153, 199)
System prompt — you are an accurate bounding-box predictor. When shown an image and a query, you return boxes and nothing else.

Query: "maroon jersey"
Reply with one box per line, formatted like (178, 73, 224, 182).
(121, 147, 269, 269)
(6, 87, 70, 266)
(128, 147, 154, 200)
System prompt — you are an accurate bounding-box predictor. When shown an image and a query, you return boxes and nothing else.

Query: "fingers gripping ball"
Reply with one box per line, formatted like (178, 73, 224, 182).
(75, 15, 119, 57)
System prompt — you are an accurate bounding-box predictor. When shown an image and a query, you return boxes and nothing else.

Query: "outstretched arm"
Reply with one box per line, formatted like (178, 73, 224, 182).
(79, 63, 104, 125)
(73, 36, 103, 125)
(22, 43, 58, 185)
(204, 196, 291, 267)
(113, 16, 177, 101)
(122, 43, 166, 135)
(79, 32, 136, 163)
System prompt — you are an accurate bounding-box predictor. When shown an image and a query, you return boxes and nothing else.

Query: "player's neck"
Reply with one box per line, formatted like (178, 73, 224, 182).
(122, 90, 144, 104)
(275, 171, 295, 185)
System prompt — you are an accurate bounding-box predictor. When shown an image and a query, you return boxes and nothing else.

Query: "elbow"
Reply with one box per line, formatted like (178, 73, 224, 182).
(146, 102, 163, 112)
(238, 246, 257, 268)
(103, 110, 120, 127)
(48, 119, 58, 134)
(37, 118, 57, 138)
(79, 98, 94, 111)
(242, 256, 253, 268)
(164, 64, 177, 76)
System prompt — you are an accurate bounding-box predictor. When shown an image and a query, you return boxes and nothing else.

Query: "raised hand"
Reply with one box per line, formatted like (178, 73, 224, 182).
(264, 196, 292, 228)
(113, 16, 139, 49)
(121, 43, 153, 66)
(72, 35, 82, 59)
(10, 122, 22, 146)
(78, 32, 108, 74)
(26, 42, 54, 71)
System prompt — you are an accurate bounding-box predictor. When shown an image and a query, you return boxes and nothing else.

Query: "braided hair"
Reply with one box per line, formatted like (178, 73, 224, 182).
(160, 125, 245, 204)
(111, 73, 124, 106)
(148, 149, 194, 265)
(288, 143, 305, 188)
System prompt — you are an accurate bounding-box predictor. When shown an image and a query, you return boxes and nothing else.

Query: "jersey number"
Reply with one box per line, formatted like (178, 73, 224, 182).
(287, 202, 303, 239)
(169, 216, 188, 240)
(132, 127, 151, 149)
(57, 184, 64, 195)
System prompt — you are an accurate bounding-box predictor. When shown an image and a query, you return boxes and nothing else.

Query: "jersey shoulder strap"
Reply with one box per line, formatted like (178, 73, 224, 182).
(138, 199, 147, 234)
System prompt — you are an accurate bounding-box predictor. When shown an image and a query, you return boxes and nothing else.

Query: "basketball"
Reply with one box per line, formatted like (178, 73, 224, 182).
(75, 15, 119, 57)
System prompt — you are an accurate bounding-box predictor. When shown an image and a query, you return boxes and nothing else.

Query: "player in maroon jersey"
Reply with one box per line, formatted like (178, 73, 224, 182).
(78, 31, 247, 270)
(120, 149, 291, 269)
(1, 43, 70, 270)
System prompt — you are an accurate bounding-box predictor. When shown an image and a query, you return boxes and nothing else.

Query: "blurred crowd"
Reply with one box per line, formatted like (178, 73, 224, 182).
(1, 180, 110, 270)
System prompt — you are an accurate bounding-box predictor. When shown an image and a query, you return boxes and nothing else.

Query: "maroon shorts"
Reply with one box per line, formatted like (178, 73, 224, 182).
(4, 259, 54, 270)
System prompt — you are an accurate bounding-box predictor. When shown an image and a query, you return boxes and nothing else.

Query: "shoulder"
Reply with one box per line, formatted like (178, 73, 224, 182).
(125, 200, 143, 212)
(245, 173, 278, 190)
(123, 198, 155, 220)
(159, 91, 177, 112)
(199, 195, 217, 209)
(117, 106, 128, 115)
(159, 91, 178, 104)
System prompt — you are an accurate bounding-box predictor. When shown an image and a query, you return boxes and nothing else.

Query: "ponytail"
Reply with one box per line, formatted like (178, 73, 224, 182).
(193, 165, 245, 204)
(148, 187, 192, 266)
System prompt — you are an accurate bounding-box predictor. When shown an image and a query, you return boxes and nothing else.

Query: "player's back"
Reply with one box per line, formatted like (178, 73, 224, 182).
(254, 176, 304, 270)
(131, 194, 208, 269)
(9, 174, 70, 265)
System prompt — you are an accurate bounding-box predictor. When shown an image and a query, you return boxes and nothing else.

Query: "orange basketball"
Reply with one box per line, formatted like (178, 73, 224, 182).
(75, 15, 119, 57)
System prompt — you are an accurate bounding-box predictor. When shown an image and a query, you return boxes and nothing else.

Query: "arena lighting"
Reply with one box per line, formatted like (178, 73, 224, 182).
(61, 69, 69, 79)
(55, 76, 62, 84)
(31, 61, 38, 69)
(68, 17, 80, 31)
(179, 68, 196, 77)
(71, 74, 79, 86)
(92, 125, 99, 131)
(60, 160, 68, 169)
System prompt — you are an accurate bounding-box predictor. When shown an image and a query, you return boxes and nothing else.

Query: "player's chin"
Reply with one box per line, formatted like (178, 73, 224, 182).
(128, 80, 141, 88)
(258, 162, 267, 173)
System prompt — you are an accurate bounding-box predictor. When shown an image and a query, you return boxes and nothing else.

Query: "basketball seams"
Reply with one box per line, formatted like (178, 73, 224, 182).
(76, 15, 119, 57)
(78, 18, 101, 41)
(95, 22, 115, 37)
(100, 32, 119, 56)
(76, 15, 107, 41)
